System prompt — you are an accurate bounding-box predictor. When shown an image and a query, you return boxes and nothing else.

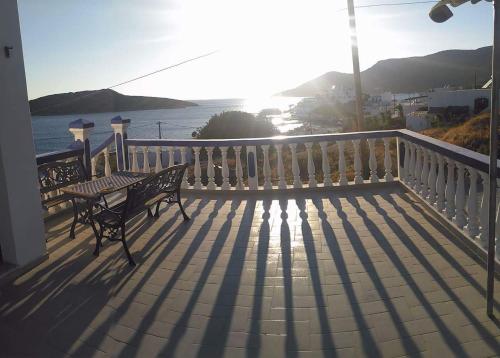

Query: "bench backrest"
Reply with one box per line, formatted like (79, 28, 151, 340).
(38, 158, 87, 206)
(124, 164, 187, 219)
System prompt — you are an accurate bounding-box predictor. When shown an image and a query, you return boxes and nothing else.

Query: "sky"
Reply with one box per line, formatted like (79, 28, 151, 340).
(18, 0, 494, 100)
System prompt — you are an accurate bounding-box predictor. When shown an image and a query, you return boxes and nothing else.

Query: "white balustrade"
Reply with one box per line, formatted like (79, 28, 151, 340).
(103, 147, 112, 177)
(276, 144, 287, 189)
(414, 146, 422, 193)
(455, 163, 466, 229)
(353, 139, 363, 184)
(180, 147, 188, 189)
(427, 150, 437, 205)
(408, 143, 416, 188)
(262, 145, 272, 190)
(142, 146, 150, 173)
(367, 139, 379, 183)
(91, 157, 97, 177)
(155, 146, 163, 173)
(479, 171, 489, 247)
(130, 146, 139, 172)
(289, 143, 302, 188)
(220, 146, 230, 190)
(445, 158, 456, 220)
(234, 146, 244, 190)
(320, 142, 332, 187)
(383, 138, 393, 181)
(167, 146, 175, 167)
(436, 154, 446, 212)
(420, 148, 429, 198)
(193, 147, 202, 189)
(206, 147, 216, 190)
(403, 140, 410, 183)
(466, 167, 479, 237)
(338, 141, 348, 186)
(305, 142, 317, 188)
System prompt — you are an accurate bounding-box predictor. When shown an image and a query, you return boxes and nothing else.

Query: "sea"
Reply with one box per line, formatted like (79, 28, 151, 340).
(32, 97, 303, 154)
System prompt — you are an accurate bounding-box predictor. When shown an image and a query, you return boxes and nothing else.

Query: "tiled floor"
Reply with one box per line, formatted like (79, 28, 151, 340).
(0, 185, 499, 357)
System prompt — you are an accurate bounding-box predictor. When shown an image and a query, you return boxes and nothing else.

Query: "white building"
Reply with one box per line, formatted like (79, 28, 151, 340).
(428, 88, 490, 114)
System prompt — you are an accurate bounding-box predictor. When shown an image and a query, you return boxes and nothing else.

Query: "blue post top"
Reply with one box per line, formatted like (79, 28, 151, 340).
(69, 118, 94, 129)
(110, 115, 131, 124)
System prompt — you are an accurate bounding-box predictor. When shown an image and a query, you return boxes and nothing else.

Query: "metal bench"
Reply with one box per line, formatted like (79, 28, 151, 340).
(38, 155, 89, 239)
(92, 164, 189, 265)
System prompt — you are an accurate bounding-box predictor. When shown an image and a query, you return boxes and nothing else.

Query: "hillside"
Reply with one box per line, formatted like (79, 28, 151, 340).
(30, 89, 198, 116)
(280, 46, 492, 96)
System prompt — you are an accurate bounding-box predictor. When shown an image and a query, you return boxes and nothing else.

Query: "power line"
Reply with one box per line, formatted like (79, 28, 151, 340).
(337, 1, 438, 11)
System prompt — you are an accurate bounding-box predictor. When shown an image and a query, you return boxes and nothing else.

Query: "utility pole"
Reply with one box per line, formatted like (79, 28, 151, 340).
(157, 121, 162, 139)
(347, 0, 364, 131)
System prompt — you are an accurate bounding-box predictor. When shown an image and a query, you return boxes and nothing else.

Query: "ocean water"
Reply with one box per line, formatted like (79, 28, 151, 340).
(32, 97, 302, 154)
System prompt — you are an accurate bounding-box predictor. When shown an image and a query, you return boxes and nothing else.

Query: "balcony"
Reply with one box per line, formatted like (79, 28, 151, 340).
(1, 123, 499, 357)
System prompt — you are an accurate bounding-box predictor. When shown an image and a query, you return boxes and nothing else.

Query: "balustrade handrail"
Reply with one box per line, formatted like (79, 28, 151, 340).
(91, 134, 115, 158)
(36, 147, 84, 166)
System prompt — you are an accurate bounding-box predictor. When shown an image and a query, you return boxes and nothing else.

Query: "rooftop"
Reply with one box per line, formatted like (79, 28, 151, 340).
(1, 186, 499, 357)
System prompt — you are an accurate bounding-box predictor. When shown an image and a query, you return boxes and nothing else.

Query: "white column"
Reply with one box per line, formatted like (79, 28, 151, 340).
(408, 143, 416, 188)
(110, 116, 130, 171)
(420, 148, 429, 199)
(403, 140, 410, 184)
(220, 146, 230, 190)
(276, 144, 287, 189)
(445, 158, 456, 220)
(455, 162, 466, 229)
(142, 146, 150, 173)
(353, 139, 363, 184)
(234, 146, 244, 190)
(262, 145, 272, 190)
(338, 141, 348, 186)
(206, 147, 216, 190)
(436, 154, 446, 212)
(0, 0, 46, 265)
(320, 142, 332, 186)
(130, 146, 139, 172)
(383, 138, 393, 182)
(305, 142, 317, 188)
(427, 150, 437, 205)
(466, 167, 479, 237)
(246, 146, 259, 190)
(180, 147, 188, 188)
(414, 146, 422, 193)
(103, 147, 112, 177)
(167, 146, 175, 167)
(289, 143, 302, 188)
(479, 171, 489, 247)
(367, 138, 379, 183)
(154, 146, 163, 173)
(91, 156, 98, 177)
(193, 147, 202, 189)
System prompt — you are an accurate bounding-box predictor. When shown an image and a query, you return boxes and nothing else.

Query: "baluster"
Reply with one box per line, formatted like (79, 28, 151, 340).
(91, 157, 97, 178)
(436, 154, 446, 212)
(402, 140, 410, 183)
(367, 139, 379, 183)
(338, 141, 348, 185)
(193, 146, 202, 189)
(479, 171, 489, 247)
(455, 163, 466, 228)
(353, 139, 363, 184)
(427, 150, 437, 205)
(289, 143, 302, 188)
(305, 142, 317, 187)
(445, 158, 456, 220)
(130, 146, 139, 172)
(466, 167, 479, 237)
(276, 144, 287, 189)
(167, 146, 175, 167)
(408, 143, 416, 188)
(141, 146, 150, 173)
(414, 146, 422, 193)
(234, 146, 244, 190)
(155, 146, 163, 173)
(319, 142, 332, 186)
(220, 146, 230, 190)
(262, 145, 272, 189)
(180, 147, 188, 188)
(104, 147, 112, 176)
(420, 148, 429, 198)
(383, 138, 393, 181)
(206, 147, 215, 190)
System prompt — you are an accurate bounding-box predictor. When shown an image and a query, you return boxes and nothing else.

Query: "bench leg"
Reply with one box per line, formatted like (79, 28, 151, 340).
(92, 224, 102, 257)
(70, 199, 78, 240)
(154, 201, 161, 218)
(147, 208, 153, 218)
(177, 192, 190, 221)
(121, 225, 135, 266)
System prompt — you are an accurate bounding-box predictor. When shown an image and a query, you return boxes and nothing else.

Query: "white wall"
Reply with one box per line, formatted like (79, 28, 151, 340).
(428, 89, 490, 110)
(0, 0, 46, 265)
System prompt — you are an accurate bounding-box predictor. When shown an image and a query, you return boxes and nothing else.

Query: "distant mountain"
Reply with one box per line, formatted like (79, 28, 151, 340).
(30, 89, 198, 116)
(280, 46, 492, 96)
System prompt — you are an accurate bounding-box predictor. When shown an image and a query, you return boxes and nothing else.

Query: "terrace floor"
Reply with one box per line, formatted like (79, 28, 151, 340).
(0, 185, 499, 358)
